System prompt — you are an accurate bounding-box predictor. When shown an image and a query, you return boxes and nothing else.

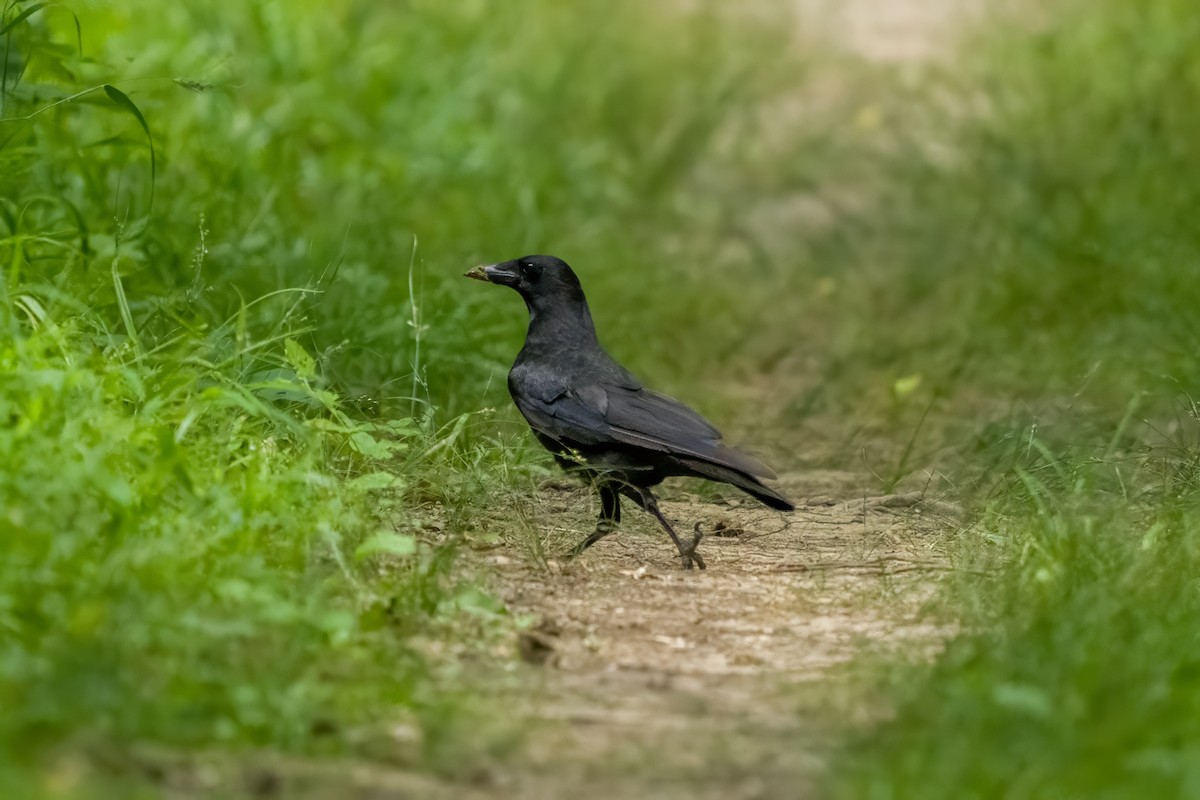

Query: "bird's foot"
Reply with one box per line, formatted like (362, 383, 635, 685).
(679, 524, 707, 570)
(566, 519, 617, 559)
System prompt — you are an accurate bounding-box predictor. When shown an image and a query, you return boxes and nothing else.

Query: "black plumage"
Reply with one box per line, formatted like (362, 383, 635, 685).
(466, 254, 793, 569)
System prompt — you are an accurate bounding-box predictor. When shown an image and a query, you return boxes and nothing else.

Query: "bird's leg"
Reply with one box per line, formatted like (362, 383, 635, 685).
(630, 487, 706, 571)
(567, 481, 621, 558)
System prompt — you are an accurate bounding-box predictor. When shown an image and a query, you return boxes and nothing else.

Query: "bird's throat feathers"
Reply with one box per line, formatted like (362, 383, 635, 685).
(523, 289, 599, 348)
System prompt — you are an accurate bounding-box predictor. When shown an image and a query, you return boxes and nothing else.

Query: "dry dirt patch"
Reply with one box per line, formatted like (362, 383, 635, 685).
(794, 0, 982, 62)
(474, 471, 958, 798)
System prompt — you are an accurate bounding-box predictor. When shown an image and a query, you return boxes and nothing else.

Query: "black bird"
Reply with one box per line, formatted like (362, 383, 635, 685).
(466, 255, 793, 569)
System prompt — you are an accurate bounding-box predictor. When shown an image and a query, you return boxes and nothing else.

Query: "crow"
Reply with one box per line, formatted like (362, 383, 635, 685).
(466, 255, 793, 569)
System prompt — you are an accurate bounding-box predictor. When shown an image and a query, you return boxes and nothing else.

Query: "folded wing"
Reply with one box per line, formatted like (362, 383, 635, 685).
(513, 381, 776, 479)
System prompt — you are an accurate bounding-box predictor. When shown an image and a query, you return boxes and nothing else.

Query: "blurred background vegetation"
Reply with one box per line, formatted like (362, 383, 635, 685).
(824, 1, 1200, 797)
(3, 0, 1200, 796)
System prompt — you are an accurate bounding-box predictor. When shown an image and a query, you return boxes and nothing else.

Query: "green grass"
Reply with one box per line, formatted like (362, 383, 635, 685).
(833, 418, 1200, 798)
(819, 0, 1200, 796)
(825, 0, 1198, 401)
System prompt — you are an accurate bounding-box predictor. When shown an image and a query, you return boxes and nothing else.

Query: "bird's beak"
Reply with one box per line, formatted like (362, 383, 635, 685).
(464, 261, 519, 285)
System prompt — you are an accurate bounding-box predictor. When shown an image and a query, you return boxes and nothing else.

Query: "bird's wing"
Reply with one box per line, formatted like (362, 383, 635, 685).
(601, 385, 777, 479)
(511, 383, 612, 447)
(513, 380, 776, 479)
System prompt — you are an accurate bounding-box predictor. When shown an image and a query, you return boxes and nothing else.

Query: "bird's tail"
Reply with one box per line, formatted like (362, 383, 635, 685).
(677, 457, 795, 512)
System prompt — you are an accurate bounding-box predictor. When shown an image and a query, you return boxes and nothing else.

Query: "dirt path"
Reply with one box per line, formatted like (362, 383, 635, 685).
(468, 472, 959, 798)
(463, 4, 987, 796)
(796, 0, 982, 62)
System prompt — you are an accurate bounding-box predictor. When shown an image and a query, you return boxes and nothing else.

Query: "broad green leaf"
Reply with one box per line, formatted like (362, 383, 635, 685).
(452, 587, 506, 617)
(350, 431, 404, 459)
(992, 683, 1053, 720)
(284, 338, 316, 380)
(387, 417, 422, 436)
(892, 374, 922, 400)
(349, 471, 403, 491)
(306, 417, 357, 434)
(354, 531, 417, 561)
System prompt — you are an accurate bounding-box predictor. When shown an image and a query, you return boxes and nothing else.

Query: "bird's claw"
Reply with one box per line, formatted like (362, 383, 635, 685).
(680, 524, 707, 570)
(566, 520, 618, 559)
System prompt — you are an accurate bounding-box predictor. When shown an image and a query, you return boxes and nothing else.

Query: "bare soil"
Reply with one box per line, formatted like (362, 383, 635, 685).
(795, 0, 982, 62)
(466, 471, 960, 799)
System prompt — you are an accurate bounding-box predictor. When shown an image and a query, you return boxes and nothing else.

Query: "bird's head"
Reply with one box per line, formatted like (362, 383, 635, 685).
(465, 255, 585, 303)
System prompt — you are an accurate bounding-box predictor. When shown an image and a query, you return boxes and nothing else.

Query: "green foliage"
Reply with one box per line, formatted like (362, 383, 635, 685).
(795, 0, 1200, 432)
(836, 418, 1200, 798)
(827, 1, 1200, 795)
(3, 0, 794, 411)
(0, 304, 473, 762)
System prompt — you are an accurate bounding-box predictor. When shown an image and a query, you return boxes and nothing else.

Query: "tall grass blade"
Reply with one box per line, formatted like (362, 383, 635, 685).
(103, 84, 155, 205)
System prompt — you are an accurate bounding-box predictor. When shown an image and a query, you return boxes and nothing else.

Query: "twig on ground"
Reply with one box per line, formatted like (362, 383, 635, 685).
(771, 555, 990, 577)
